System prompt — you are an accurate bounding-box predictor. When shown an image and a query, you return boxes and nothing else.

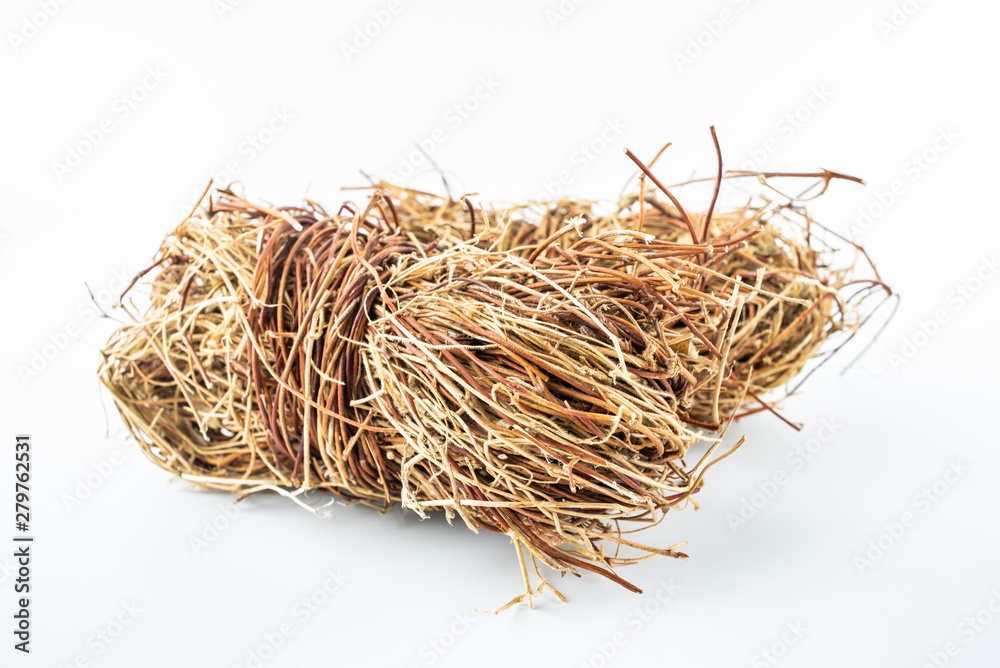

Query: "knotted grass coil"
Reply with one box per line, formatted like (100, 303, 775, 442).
(99, 142, 889, 609)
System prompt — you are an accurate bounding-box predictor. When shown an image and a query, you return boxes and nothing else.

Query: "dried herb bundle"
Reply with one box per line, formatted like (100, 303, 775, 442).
(99, 142, 888, 609)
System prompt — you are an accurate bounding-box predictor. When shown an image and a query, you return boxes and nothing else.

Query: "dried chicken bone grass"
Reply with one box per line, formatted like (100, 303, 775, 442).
(354, 241, 740, 593)
(100, 198, 270, 481)
(99, 163, 887, 610)
(373, 169, 888, 429)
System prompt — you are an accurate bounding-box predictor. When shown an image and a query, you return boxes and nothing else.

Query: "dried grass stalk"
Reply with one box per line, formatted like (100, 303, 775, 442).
(100, 146, 888, 608)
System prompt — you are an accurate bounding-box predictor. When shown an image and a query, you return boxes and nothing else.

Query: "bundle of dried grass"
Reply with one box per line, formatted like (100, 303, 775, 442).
(99, 138, 888, 609)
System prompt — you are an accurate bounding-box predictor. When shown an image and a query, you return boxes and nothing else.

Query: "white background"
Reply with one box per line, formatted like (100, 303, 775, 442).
(2, 1, 999, 666)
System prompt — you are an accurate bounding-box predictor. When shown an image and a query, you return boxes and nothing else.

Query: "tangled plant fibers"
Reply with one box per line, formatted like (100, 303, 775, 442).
(99, 138, 890, 609)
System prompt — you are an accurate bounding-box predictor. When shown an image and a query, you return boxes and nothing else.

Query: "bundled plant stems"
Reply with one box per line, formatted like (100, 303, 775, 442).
(99, 134, 890, 610)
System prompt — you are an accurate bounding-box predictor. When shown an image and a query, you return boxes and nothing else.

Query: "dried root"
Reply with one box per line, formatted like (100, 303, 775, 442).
(99, 139, 889, 605)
